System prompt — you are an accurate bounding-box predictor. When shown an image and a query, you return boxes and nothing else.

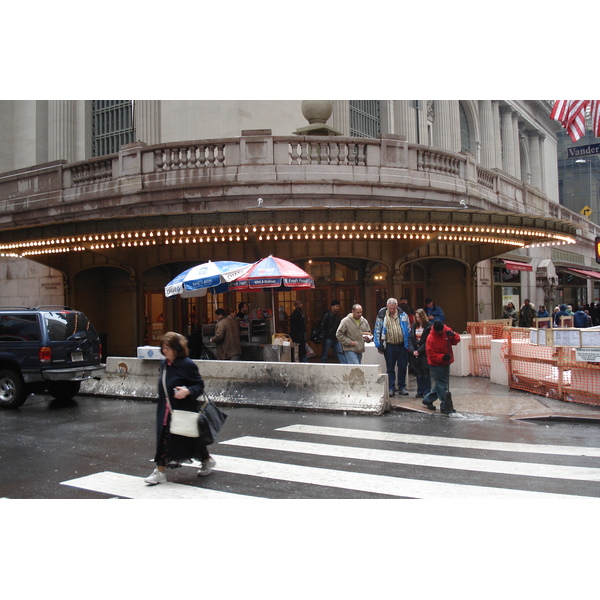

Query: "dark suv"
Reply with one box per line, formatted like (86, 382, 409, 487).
(0, 307, 105, 408)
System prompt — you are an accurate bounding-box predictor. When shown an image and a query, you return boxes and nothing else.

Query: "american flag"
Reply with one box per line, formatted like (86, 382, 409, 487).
(551, 100, 600, 142)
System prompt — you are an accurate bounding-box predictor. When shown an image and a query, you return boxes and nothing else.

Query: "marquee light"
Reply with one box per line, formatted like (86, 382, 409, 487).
(0, 221, 576, 257)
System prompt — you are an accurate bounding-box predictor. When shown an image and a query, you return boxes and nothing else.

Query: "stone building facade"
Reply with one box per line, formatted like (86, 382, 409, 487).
(0, 100, 598, 357)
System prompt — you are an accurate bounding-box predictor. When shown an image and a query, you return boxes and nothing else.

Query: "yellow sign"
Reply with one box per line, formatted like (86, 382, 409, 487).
(581, 205, 592, 217)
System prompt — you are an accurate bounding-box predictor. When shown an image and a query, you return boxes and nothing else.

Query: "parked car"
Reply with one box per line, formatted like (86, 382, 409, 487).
(0, 306, 105, 408)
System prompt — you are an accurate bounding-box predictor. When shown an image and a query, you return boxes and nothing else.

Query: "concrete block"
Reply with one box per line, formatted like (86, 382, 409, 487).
(81, 357, 390, 415)
(490, 339, 508, 387)
(450, 335, 471, 376)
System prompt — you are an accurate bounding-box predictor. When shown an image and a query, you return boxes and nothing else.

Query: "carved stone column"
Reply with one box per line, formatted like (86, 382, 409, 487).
(538, 133, 546, 192)
(432, 100, 460, 153)
(394, 100, 416, 142)
(528, 130, 541, 189)
(478, 100, 495, 169)
(512, 112, 521, 180)
(492, 101, 502, 168)
(134, 100, 160, 145)
(48, 100, 76, 162)
(500, 106, 515, 177)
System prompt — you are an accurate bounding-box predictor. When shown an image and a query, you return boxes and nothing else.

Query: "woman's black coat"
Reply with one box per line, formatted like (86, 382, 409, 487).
(408, 321, 431, 370)
(156, 356, 205, 461)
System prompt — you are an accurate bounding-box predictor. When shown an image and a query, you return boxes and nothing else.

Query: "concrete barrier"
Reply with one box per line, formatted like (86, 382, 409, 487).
(80, 357, 390, 415)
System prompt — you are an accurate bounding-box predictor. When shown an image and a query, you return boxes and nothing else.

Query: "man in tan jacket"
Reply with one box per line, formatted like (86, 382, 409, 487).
(336, 304, 372, 365)
(210, 308, 242, 360)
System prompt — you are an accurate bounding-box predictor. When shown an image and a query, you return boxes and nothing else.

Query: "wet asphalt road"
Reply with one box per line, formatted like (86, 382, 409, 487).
(2, 393, 600, 500)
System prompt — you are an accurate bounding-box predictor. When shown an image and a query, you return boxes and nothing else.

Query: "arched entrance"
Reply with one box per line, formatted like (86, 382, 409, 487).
(399, 258, 469, 332)
(72, 266, 135, 358)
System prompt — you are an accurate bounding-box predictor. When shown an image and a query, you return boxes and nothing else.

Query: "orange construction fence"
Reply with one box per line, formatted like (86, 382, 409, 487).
(466, 323, 600, 406)
(466, 322, 510, 378)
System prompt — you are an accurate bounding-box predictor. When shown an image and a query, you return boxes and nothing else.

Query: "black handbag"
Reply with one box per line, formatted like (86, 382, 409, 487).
(197, 394, 228, 445)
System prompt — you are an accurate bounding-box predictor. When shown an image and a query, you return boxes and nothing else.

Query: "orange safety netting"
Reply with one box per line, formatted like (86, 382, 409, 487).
(501, 328, 600, 406)
(466, 322, 510, 378)
(466, 323, 600, 406)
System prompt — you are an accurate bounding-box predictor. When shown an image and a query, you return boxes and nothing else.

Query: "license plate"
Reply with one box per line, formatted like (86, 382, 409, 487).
(71, 352, 83, 362)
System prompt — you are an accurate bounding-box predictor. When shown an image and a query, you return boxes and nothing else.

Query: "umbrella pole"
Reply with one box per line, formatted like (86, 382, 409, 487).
(271, 290, 276, 339)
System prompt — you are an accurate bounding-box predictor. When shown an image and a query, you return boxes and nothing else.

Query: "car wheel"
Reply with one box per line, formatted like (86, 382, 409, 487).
(0, 369, 27, 409)
(47, 381, 81, 401)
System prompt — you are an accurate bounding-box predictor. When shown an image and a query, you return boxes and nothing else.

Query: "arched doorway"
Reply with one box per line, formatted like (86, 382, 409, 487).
(72, 266, 135, 357)
(400, 259, 469, 332)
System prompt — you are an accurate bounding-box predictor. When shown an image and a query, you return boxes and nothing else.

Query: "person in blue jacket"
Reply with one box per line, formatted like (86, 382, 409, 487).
(374, 298, 411, 397)
(424, 297, 445, 323)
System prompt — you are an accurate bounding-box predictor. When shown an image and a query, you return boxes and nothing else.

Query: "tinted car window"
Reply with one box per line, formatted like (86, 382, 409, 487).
(0, 314, 40, 342)
(44, 311, 99, 342)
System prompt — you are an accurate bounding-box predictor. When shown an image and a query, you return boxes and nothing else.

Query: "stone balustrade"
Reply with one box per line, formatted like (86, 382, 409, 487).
(0, 133, 596, 238)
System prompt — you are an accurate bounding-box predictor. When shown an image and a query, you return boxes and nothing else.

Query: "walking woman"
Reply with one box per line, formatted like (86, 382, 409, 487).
(145, 331, 215, 485)
(408, 308, 432, 398)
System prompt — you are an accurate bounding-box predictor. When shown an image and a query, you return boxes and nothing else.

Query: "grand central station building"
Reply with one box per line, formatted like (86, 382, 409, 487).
(1, 100, 599, 357)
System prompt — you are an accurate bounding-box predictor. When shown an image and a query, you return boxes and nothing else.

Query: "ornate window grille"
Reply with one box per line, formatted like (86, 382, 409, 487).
(349, 100, 381, 138)
(92, 100, 135, 157)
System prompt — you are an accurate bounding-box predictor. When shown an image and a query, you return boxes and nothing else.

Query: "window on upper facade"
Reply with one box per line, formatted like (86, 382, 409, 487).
(349, 101, 381, 138)
(92, 100, 135, 157)
(459, 102, 471, 153)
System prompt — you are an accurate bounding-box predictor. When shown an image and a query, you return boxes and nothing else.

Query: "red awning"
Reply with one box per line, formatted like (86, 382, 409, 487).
(502, 260, 532, 272)
(564, 268, 600, 280)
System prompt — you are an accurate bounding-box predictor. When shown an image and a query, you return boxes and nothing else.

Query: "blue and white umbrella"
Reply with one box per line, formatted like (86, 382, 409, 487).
(164, 260, 253, 298)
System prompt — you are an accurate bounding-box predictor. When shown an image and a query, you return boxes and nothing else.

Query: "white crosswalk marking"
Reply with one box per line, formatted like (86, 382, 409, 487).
(219, 436, 600, 482)
(182, 455, 583, 500)
(61, 471, 260, 499)
(59, 424, 600, 499)
(276, 424, 600, 457)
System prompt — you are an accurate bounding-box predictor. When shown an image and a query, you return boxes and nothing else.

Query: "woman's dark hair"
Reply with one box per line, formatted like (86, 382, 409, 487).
(161, 331, 189, 358)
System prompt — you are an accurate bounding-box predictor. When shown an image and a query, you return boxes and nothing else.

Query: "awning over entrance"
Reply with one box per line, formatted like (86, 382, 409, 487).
(502, 260, 532, 271)
(564, 267, 600, 280)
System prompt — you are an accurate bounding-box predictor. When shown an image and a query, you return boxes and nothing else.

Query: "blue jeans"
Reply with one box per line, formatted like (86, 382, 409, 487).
(423, 365, 449, 405)
(384, 343, 408, 391)
(344, 350, 362, 364)
(321, 338, 347, 363)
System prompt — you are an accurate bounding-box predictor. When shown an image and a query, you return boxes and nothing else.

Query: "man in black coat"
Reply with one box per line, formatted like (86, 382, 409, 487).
(318, 299, 347, 363)
(290, 299, 307, 362)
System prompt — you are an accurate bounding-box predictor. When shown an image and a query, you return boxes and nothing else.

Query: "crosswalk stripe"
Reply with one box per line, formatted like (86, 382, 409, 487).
(60, 471, 260, 500)
(220, 436, 600, 482)
(189, 455, 584, 499)
(276, 424, 600, 458)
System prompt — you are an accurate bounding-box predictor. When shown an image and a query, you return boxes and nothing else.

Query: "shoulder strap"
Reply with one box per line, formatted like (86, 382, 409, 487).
(161, 365, 172, 412)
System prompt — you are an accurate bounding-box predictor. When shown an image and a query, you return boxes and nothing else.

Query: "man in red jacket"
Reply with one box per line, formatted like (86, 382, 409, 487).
(421, 319, 460, 414)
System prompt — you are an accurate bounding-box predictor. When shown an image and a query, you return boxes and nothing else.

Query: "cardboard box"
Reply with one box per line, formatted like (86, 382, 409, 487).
(137, 346, 163, 360)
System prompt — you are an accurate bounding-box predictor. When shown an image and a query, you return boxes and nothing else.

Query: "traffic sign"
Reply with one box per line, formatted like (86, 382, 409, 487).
(567, 143, 600, 158)
(581, 205, 592, 217)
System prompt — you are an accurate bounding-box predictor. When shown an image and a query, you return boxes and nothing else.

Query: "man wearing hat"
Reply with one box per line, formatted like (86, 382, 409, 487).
(422, 319, 460, 414)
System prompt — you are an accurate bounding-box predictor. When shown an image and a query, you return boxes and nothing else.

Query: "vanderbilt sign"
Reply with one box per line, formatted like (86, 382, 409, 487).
(567, 143, 600, 158)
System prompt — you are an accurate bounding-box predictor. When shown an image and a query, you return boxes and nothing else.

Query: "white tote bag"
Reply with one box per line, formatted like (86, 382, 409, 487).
(162, 367, 199, 438)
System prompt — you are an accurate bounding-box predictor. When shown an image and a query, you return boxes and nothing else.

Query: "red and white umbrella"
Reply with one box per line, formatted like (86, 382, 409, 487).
(230, 255, 314, 333)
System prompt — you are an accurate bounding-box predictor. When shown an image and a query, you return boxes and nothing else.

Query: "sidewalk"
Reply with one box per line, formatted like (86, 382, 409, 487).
(391, 375, 600, 421)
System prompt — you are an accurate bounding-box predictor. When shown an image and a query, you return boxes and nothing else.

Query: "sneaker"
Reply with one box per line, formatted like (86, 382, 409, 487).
(398, 387, 409, 396)
(422, 400, 436, 411)
(388, 389, 395, 397)
(197, 456, 216, 477)
(415, 393, 423, 398)
(144, 469, 167, 485)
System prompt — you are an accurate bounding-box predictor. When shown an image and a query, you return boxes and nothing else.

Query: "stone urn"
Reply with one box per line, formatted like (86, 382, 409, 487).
(301, 100, 333, 125)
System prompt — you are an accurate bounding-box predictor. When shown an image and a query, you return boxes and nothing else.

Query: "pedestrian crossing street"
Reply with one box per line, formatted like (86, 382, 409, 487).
(61, 424, 600, 499)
